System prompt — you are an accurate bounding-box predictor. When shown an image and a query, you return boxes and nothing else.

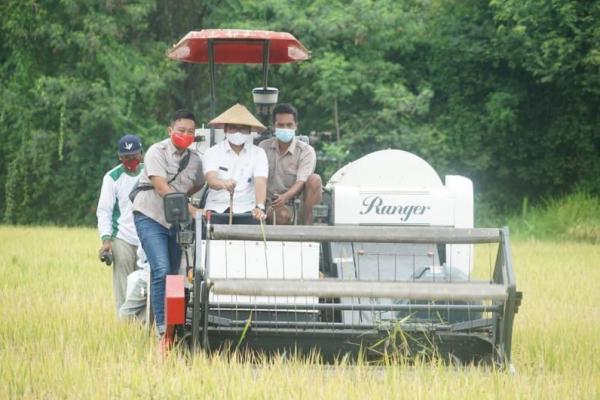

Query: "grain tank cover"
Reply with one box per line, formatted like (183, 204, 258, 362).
(327, 149, 443, 189)
(327, 149, 472, 229)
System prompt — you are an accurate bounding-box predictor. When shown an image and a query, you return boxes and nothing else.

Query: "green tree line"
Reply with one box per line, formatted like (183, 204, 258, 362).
(1, 0, 598, 225)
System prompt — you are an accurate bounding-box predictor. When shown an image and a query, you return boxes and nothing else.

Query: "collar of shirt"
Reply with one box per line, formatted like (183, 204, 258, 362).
(270, 137, 297, 155)
(166, 137, 188, 156)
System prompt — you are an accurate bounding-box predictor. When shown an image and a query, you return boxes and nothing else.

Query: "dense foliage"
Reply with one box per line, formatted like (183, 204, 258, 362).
(1, 0, 598, 225)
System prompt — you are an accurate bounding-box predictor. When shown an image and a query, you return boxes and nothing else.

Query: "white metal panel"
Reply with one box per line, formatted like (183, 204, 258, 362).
(445, 175, 474, 274)
(333, 185, 455, 226)
(206, 240, 319, 305)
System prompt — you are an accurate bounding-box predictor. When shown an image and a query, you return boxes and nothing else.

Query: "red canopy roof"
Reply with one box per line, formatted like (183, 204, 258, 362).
(167, 29, 311, 65)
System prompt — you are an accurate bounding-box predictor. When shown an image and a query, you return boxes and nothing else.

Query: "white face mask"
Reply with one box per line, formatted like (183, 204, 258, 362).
(227, 132, 248, 146)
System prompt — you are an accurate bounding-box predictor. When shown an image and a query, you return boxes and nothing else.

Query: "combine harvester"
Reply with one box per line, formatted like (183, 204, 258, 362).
(161, 29, 522, 366)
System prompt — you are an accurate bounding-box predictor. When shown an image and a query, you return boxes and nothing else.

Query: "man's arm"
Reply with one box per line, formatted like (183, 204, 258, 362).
(251, 147, 269, 220)
(143, 145, 173, 197)
(149, 176, 174, 197)
(272, 180, 305, 208)
(150, 177, 203, 218)
(251, 176, 267, 220)
(186, 185, 204, 196)
(254, 148, 269, 206)
(186, 184, 204, 218)
(254, 176, 267, 205)
(96, 175, 115, 256)
(204, 147, 235, 193)
(205, 171, 236, 192)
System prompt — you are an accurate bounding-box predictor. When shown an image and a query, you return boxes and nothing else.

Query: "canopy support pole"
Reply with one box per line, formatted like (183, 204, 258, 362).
(208, 38, 217, 145)
(262, 39, 270, 89)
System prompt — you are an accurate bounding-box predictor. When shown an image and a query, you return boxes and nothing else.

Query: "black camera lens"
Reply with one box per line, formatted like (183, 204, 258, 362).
(100, 251, 113, 266)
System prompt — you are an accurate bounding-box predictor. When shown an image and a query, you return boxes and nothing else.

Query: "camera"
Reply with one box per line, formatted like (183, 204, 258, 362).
(100, 250, 113, 266)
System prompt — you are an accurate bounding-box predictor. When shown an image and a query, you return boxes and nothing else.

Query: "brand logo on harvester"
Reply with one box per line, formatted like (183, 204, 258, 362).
(360, 195, 430, 221)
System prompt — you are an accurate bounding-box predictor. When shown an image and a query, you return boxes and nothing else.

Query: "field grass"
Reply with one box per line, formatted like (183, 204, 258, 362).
(1, 226, 599, 399)
(482, 191, 600, 244)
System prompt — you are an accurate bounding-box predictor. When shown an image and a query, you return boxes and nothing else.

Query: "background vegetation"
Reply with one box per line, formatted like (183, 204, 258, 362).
(1, 0, 599, 225)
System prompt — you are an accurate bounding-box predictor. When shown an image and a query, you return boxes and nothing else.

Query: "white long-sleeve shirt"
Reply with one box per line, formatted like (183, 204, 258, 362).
(96, 163, 143, 246)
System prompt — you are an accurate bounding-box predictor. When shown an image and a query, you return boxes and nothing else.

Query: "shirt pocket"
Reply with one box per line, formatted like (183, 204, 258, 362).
(282, 166, 298, 188)
(235, 165, 253, 190)
(217, 165, 231, 181)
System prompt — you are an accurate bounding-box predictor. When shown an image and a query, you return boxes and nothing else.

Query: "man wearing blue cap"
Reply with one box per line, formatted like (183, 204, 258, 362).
(96, 134, 144, 314)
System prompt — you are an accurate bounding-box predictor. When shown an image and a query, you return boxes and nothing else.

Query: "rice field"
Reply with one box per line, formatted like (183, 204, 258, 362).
(0, 226, 599, 399)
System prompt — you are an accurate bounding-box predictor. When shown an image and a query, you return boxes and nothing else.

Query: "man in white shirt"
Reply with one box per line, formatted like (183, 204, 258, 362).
(96, 134, 143, 313)
(204, 103, 268, 223)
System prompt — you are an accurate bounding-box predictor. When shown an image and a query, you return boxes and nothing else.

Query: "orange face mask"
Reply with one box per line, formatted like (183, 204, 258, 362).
(171, 132, 194, 149)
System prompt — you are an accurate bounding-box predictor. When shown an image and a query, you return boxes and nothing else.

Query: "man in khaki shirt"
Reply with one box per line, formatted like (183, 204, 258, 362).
(132, 109, 203, 349)
(259, 103, 322, 225)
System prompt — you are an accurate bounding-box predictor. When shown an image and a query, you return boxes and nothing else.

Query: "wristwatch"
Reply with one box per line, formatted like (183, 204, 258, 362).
(255, 203, 265, 211)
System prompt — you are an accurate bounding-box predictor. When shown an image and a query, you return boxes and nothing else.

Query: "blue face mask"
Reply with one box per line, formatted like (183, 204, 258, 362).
(275, 128, 295, 143)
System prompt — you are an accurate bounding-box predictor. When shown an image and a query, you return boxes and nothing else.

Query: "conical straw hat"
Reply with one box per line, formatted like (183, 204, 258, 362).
(208, 103, 266, 132)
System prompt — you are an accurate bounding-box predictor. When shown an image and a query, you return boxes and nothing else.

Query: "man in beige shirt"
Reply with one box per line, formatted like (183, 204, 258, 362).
(131, 109, 203, 348)
(259, 103, 322, 225)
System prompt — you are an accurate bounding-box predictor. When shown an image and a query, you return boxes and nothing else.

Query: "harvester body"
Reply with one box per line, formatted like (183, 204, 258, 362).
(161, 29, 520, 365)
(165, 150, 520, 365)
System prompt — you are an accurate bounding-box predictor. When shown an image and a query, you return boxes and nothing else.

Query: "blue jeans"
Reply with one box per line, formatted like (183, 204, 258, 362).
(134, 212, 181, 334)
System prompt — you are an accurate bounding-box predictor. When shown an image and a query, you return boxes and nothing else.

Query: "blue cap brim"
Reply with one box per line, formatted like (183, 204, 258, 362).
(118, 149, 142, 156)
